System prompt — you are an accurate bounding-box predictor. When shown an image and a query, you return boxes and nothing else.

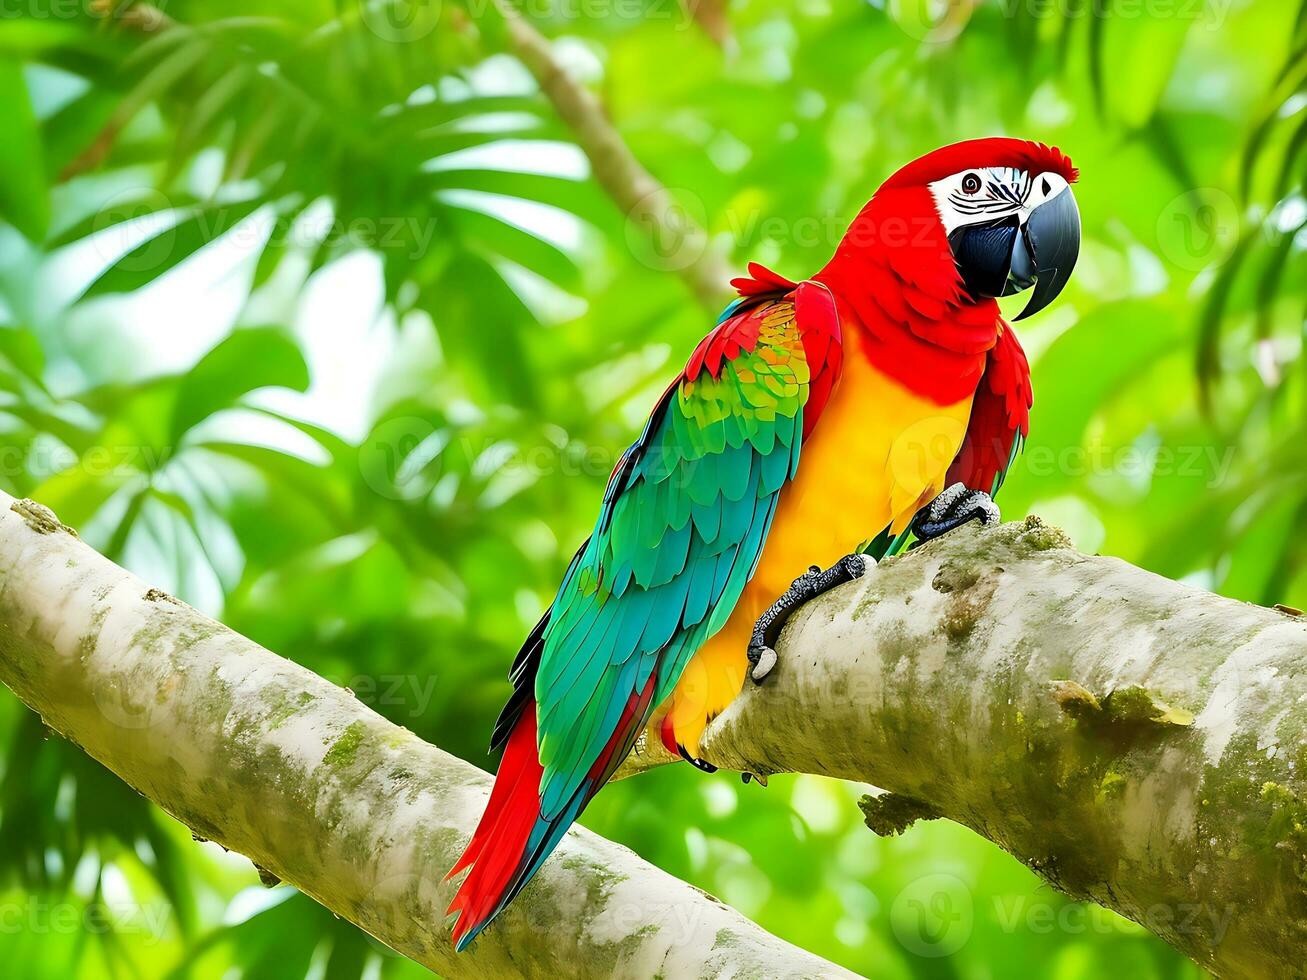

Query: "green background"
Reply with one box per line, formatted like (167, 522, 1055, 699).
(0, 0, 1302, 976)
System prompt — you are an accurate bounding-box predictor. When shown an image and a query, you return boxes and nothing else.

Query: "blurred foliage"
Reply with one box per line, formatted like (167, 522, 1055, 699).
(0, 0, 1302, 976)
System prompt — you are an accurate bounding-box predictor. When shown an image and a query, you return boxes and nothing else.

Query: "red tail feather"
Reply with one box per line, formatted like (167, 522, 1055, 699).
(446, 702, 543, 949)
(448, 677, 660, 949)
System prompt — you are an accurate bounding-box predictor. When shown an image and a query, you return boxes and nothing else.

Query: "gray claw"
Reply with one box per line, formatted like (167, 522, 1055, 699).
(747, 553, 872, 685)
(750, 646, 777, 682)
(911, 482, 1000, 543)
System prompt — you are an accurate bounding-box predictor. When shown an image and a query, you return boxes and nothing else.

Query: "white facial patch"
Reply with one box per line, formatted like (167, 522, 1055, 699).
(929, 167, 1071, 234)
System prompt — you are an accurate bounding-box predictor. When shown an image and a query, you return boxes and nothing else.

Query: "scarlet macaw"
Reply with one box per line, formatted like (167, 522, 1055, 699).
(447, 137, 1080, 948)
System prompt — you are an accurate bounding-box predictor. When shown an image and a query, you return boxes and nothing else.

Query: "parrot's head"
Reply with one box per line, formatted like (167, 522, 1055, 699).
(826, 138, 1080, 324)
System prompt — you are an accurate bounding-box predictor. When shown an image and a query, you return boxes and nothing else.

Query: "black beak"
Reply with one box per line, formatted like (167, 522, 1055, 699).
(947, 186, 1080, 320)
(1013, 186, 1080, 320)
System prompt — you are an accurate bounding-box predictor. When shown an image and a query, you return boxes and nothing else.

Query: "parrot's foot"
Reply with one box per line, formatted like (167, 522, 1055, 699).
(910, 483, 999, 543)
(747, 553, 872, 684)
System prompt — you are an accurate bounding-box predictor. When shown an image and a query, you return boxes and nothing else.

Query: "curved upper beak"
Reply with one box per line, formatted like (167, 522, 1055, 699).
(947, 184, 1080, 320)
(1012, 185, 1080, 320)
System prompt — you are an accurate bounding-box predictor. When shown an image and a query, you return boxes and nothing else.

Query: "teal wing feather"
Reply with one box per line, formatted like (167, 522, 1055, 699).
(533, 293, 815, 821)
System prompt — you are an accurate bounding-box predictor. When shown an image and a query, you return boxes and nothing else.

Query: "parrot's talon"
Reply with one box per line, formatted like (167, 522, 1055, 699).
(741, 772, 768, 787)
(677, 745, 718, 773)
(749, 645, 777, 682)
(910, 482, 1000, 543)
(747, 553, 872, 684)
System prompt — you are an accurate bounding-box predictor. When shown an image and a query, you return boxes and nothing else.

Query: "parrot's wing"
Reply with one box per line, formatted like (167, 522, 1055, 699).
(947, 321, 1032, 495)
(510, 281, 837, 877)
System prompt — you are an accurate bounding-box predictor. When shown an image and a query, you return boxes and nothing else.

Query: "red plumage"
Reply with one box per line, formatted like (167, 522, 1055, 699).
(814, 186, 995, 406)
(729, 260, 797, 296)
(878, 138, 1078, 190)
(446, 702, 544, 950)
(793, 280, 843, 439)
(947, 324, 1032, 493)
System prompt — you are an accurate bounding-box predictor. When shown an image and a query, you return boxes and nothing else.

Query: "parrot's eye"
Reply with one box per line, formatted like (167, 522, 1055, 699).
(961, 172, 982, 195)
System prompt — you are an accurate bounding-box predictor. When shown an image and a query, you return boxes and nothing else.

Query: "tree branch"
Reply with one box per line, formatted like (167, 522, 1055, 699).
(497, 2, 733, 311)
(4, 489, 1302, 979)
(0, 492, 849, 979)
(623, 515, 1307, 979)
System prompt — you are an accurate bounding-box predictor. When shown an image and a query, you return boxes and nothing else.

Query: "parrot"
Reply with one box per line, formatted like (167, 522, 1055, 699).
(446, 137, 1080, 949)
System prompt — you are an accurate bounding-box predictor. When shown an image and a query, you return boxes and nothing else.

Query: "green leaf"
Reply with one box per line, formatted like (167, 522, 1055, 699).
(1020, 300, 1188, 495)
(401, 95, 548, 134)
(0, 59, 49, 240)
(170, 326, 310, 443)
(0, 19, 88, 59)
(320, 924, 368, 980)
(46, 190, 199, 250)
(167, 63, 254, 181)
(428, 168, 609, 225)
(40, 87, 118, 181)
(104, 484, 149, 561)
(80, 199, 264, 298)
(1100, 11, 1192, 128)
(0, 326, 44, 381)
(468, 0, 511, 50)
(446, 203, 581, 289)
(426, 251, 538, 406)
(197, 441, 347, 524)
(249, 222, 291, 289)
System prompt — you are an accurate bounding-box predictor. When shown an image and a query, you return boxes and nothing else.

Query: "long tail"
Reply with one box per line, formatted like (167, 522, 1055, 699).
(446, 677, 658, 949)
(445, 701, 546, 951)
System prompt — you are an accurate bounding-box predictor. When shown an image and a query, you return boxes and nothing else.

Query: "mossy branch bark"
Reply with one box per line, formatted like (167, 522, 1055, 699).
(0, 492, 848, 980)
(620, 515, 1305, 979)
